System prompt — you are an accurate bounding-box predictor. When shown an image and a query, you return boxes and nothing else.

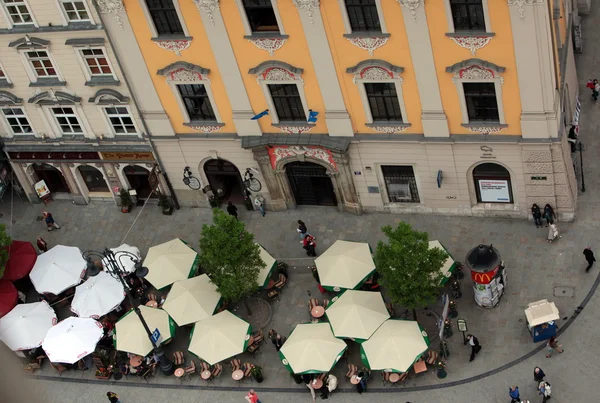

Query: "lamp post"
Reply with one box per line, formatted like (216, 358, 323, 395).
(577, 142, 586, 192)
(82, 248, 174, 375)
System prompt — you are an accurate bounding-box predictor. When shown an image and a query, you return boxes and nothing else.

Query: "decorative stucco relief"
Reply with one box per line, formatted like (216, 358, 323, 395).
(370, 125, 409, 134)
(466, 126, 505, 135)
(507, 0, 544, 21)
(396, 0, 424, 22)
(276, 125, 314, 134)
(168, 68, 205, 82)
(189, 125, 222, 133)
(292, 0, 320, 25)
(449, 36, 492, 56)
(155, 40, 191, 56)
(346, 37, 389, 56)
(269, 146, 336, 170)
(248, 38, 286, 56)
(96, 0, 125, 28)
(194, 0, 220, 25)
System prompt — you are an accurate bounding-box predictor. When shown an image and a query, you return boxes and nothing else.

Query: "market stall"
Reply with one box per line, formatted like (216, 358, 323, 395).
(524, 299, 560, 342)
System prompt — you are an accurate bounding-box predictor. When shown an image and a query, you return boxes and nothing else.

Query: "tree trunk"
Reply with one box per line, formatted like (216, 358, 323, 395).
(244, 298, 253, 316)
(412, 308, 418, 321)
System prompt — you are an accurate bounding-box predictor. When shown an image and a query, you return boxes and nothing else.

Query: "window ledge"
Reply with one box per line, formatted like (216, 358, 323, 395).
(343, 32, 390, 39)
(184, 121, 224, 133)
(151, 35, 192, 42)
(272, 122, 315, 134)
(0, 80, 13, 88)
(366, 122, 411, 134)
(85, 77, 120, 87)
(446, 32, 495, 38)
(29, 79, 66, 87)
(462, 123, 507, 135)
(244, 33, 288, 40)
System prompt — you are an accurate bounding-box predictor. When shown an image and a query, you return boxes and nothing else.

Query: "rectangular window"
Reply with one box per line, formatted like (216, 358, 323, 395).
(346, 0, 380, 32)
(3, 0, 32, 25)
(60, 0, 90, 22)
(365, 83, 402, 121)
(177, 84, 216, 121)
(146, 0, 184, 36)
(80, 48, 112, 76)
(2, 108, 32, 134)
(104, 107, 136, 134)
(463, 82, 499, 122)
(51, 107, 83, 134)
(26, 51, 57, 78)
(242, 0, 279, 33)
(381, 165, 420, 203)
(268, 84, 306, 121)
(450, 0, 485, 31)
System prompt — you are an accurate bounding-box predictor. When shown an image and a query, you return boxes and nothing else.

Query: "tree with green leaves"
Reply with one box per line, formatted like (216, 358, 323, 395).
(374, 222, 447, 321)
(198, 209, 264, 312)
(0, 224, 11, 279)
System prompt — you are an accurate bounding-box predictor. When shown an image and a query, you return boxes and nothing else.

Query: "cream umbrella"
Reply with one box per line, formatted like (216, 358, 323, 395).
(360, 319, 430, 373)
(29, 245, 86, 294)
(325, 290, 389, 341)
(143, 239, 199, 289)
(315, 240, 375, 291)
(115, 306, 176, 356)
(102, 244, 141, 273)
(162, 274, 221, 326)
(428, 241, 458, 285)
(42, 317, 103, 364)
(279, 323, 347, 374)
(0, 301, 56, 351)
(189, 310, 251, 365)
(257, 243, 277, 288)
(71, 271, 125, 318)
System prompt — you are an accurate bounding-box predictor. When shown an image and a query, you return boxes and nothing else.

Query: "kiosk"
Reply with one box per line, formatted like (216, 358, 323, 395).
(524, 299, 560, 342)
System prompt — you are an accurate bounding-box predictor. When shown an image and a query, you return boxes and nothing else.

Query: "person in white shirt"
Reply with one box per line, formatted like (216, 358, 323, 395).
(466, 334, 482, 362)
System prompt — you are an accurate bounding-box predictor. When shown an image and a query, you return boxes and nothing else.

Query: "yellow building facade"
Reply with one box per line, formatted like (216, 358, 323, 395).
(100, 0, 581, 220)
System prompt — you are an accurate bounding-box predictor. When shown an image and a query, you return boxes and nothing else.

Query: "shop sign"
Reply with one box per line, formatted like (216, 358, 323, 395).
(266, 146, 337, 171)
(477, 179, 510, 203)
(480, 146, 496, 159)
(8, 152, 100, 160)
(100, 152, 155, 161)
(34, 180, 50, 198)
(531, 176, 547, 181)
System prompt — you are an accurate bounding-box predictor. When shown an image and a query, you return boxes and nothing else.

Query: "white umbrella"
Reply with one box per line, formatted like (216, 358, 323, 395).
(315, 240, 375, 291)
(0, 301, 56, 351)
(29, 245, 86, 294)
(42, 317, 103, 363)
(143, 239, 199, 289)
(115, 306, 175, 356)
(325, 290, 389, 340)
(102, 244, 141, 273)
(257, 244, 277, 288)
(71, 271, 125, 318)
(162, 275, 221, 326)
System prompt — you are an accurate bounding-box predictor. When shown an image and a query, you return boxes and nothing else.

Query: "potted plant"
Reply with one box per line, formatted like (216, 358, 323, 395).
(208, 194, 219, 208)
(158, 194, 173, 216)
(95, 367, 111, 379)
(119, 189, 133, 213)
(250, 365, 263, 383)
(436, 361, 447, 379)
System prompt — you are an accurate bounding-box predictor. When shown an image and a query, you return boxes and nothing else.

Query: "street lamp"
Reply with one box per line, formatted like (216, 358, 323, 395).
(577, 142, 586, 192)
(82, 248, 174, 375)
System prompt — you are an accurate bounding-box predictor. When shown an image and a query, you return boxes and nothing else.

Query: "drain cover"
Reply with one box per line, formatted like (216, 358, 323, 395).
(553, 286, 574, 298)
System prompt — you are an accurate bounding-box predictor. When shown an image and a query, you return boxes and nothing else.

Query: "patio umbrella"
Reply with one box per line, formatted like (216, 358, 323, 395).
(162, 274, 221, 326)
(189, 310, 251, 365)
(71, 271, 125, 318)
(3, 241, 37, 281)
(0, 301, 56, 351)
(143, 239, 199, 289)
(325, 290, 389, 341)
(42, 317, 103, 364)
(115, 306, 176, 356)
(0, 279, 18, 318)
(315, 240, 375, 291)
(29, 245, 86, 295)
(279, 322, 347, 374)
(257, 243, 277, 288)
(429, 240, 458, 286)
(360, 319, 430, 373)
(102, 244, 141, 274)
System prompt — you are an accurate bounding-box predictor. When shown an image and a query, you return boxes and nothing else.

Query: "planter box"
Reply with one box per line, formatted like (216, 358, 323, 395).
(121, 205, 132, 213)
(162, 206, 173, 216)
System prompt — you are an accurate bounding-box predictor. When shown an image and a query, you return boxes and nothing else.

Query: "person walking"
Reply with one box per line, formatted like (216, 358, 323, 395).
(584, 246, 595, 272)
(297, 220, 308, 240)
(543, 204, 555, 227)
(302, 374, 316, 402)
(538, 381, 552, 402)
(545, 336, 563, 358)
(106, 391, 120, 403)
(466, 334, 482, 362)
(594, 79, 600, 103)
(245, 389, 262, 403)
(509, 385, 520, 403)
(547, 220, 560, 242)
(36, 236, 48, 253)
(254, 195, 265, 217)
(226, 201, 238, 220)
(303, 234, 317, 257)
(586, 78, 595, 96)
(534, 366, 545, 382)
(531, 204, 543, 228)
(42, 212, 60, 231)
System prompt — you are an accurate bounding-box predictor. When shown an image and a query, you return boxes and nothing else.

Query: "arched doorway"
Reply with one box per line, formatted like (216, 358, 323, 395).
(473, 163, 513, 204)
(31, 163, 70, 193)
(123, 165, 154, 200)
(203, 159, 244, 204)
(286, 161, 337, 206)
(78, 165, 109, 192)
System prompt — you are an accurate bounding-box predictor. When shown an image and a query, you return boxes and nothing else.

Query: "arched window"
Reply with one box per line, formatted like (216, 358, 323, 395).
(473, 163, 512, 203)
(78, 165, 108, 192)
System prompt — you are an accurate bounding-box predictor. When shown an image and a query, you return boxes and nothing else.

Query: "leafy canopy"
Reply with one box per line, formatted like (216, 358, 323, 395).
(198, 209, 264, 302)
(0, 224, 11, 279)
(374, 222, 447, 312)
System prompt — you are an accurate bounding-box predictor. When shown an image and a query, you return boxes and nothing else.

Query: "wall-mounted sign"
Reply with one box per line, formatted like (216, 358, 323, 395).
(477, 180, 510, 203)
(367, 186, 380, 194)
(437, 170, 443, 188)
(100, 152, 155, 161)
(34, 180, 50, 198)
(8, 151, 99, 160)
(531, 176, 547, 181)
(480, 146, 496, 159)
(354, 171, 362, 175)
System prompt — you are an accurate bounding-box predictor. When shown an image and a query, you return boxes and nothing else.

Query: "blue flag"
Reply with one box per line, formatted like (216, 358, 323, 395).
(251, 110, 269, 120)
(307, 110, 319, 123)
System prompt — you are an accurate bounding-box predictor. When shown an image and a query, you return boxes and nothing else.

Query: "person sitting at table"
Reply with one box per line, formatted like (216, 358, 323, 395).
(320, 374, 338, 399)
(356, 371, 369, 394)
(302, 374, 316, 402)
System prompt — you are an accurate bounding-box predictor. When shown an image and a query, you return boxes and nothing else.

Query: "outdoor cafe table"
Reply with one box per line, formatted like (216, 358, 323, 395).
(145, 301, 158, 308)
(389, 373, 400, 383)
(413, 359, 427, 374)
(129, 355, 143, 367)
(232, 369, 244, 381)
(312, 379, 323, 389)
(174, 368, 185, 378)
(350, 375, 360, 385)
(201, 370, 211, 380)
(311, 306, 325, 318)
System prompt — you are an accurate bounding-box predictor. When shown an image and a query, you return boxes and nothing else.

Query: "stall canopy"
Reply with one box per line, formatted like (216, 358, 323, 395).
(162, 274, 221, 326)
(360, 319, 429, 373)
(3, 241, 37, 281)
(257, 244, 277, 288)
(315, 240, 376, 291)
(525, 299, 560, 327)
(143, 239, 199, 289)
(0, 279, 17, 318)
(428, 240, 458, 285)
(29, 245, 86, 295)
(279, 322, 347, 374)
(189, 310, 251, 365)
(0, 301, 56, 351)
(71, 271, 125, 318)
(42, 317, 103, 364)
(325, 290, 389, 341)
(115, 306, 176, 356)
(102, 244, 141, 274)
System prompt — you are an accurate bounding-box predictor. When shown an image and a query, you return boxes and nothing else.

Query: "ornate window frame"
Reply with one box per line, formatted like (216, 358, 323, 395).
(100, 105, 139, 136)
(88, 89, 139, 137)
(9, 36, 66, 87)
(0, 0, 38, 29)
(234, 0, 288, 56)
(338, 0, 389, 55)
(0, 91, 34, 138)
(66, 40, 121, 87)
(157, 61, 223, 133)
(444, 0, 494, 55)
(446, 58, 507, 134)
(56, 0, 96, 26)
(346, 60, 410, 134)
(138, 0, 192, 56)
(28, 90, 94, 139)
(248, 61, 311, 133)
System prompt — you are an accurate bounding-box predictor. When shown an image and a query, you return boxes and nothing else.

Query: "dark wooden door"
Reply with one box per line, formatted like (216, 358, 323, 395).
(286, 162, 337, 206)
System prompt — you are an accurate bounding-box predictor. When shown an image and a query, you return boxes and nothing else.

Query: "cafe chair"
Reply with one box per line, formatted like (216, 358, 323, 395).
(230, 359, 241, 372)
(247, 343, 260, 356)
(381, 371, 392, 386)
(322, 299, 330, 308)
(148, 293, 158, 302)
(199, 360, 211, 373)
(211, 363, 223, 379)
(173, 351, 185, 366)
(426, 350, 439, 365)
(267, 289, 279, 301)
(308, 298, 320, 312)
(50, 362, 67, 375)
(317, 372, 327, 382)
(274, 273, 287, 292)
(184, 360, 196, 379)
(397, 372, 408, 383)
(252, 329, 265, 344)
(243, 362, 255, 379)
(346, 364, 358, 381)
(141, 367, 154, 383)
